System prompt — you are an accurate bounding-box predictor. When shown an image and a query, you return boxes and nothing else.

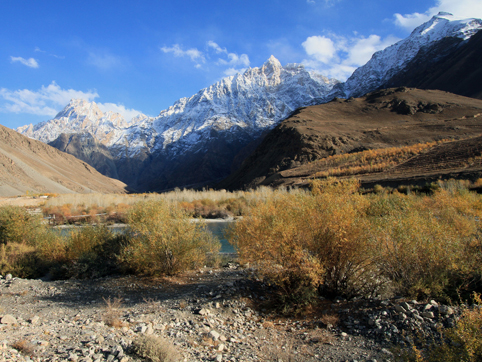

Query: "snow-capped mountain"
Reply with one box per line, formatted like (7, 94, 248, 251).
(19, 56, 337, 159)
(15, 14, 482, 191)
(340, 12, 482, 98)
(18, 56, 339, 190)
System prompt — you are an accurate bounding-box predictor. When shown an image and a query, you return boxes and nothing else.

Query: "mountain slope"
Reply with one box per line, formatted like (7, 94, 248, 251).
(18, 56, 338, 191)
(338, 13, 482, 99)
(16, 14, 482, 191)
(380, 28, 482, 100)
(0, 125, 127, 196)
(217, 88, 482, 190)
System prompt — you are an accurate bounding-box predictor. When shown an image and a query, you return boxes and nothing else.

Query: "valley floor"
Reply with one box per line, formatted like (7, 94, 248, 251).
(0, 264, 460, 362)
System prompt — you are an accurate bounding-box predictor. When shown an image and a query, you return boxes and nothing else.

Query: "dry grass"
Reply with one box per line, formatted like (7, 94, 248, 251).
(132, 335, 181, 362)
(11, 339, 36, 356)
(259, 333, 305, 362)
(41, 186, 309, 223)
(320, 313, 339, 327)
(102, 296, 128, 328)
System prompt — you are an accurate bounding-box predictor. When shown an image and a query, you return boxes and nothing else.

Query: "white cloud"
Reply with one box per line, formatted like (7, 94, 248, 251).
(10, 56, 39, 68)
(97, 102, 144, 121)
(302, 36, 337, 64)
(218, 53, 250, 67)
(302, 33, 400, 81)
(394, 0, 482, 31)
(206, 41, 250, 74)
(0, 81, 98, 117)
(207, 41, 227, 54)
(35, 47, 65, 59)
(161, 44, 205, 65)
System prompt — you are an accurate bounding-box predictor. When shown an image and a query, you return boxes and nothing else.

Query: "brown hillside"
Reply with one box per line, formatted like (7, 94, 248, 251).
(218, 88, 482, 190)
(0, 125, 127, 196)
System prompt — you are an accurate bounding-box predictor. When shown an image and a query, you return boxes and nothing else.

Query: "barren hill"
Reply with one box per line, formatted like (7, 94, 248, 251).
(218, 88, 482, 190)
(0, 125, 127, 196)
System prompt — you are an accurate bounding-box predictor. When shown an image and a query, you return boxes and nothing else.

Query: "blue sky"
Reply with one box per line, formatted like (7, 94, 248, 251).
(1, 0, 481, 129)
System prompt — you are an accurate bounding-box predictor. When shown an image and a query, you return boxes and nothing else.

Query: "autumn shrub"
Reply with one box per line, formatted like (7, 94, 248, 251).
(0, 206, 43, 245)
(310, 178, 380, 298)
(0, 206, 57, 278)
(230, 178, 380, 310)
(119, 200, 220, 276)
(368, 186, 482, 300)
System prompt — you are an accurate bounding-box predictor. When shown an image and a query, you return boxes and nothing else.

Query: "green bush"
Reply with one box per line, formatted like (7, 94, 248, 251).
(119, 200, 220, 276)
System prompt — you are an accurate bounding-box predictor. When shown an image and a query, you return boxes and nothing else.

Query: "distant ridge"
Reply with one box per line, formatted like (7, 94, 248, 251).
(18, 57, 338, 191)
(0, 125, 127, 196)
(217, 88, 482, 190)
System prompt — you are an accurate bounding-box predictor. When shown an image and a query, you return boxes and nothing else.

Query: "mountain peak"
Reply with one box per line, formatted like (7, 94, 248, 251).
(435, 11, 454, 18)
(262, 55, 282, 72)
(344, 14, 482, 98)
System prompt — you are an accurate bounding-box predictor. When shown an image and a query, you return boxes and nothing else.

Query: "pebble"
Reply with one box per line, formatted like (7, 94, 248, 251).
(0, 265, 468, 362)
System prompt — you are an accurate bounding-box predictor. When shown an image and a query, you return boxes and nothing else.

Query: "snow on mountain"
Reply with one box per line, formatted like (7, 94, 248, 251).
(17, 56, 338, 159)
(342, 12, 482, 98)
(15, 14, 482, 190)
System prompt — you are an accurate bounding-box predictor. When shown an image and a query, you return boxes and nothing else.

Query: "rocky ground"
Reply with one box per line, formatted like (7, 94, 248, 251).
(0, 264, 463, 362)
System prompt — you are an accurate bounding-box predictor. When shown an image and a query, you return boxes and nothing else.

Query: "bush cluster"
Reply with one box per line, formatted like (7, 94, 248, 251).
(119, 200, 220, 276)
(0, 201, 220, 279)
(229, 178, 482, 311)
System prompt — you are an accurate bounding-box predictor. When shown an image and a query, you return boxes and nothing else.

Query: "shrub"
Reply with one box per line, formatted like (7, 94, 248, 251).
(50, 225, 127, 279)
(132, 335, 181, 362)
(230, 178, 380, 311)
(0, 206, 43, 245)
(119, 201, 220, 276)
(368, 187, 482, 300)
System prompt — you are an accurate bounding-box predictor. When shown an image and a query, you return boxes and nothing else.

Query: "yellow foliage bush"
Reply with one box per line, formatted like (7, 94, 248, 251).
(230, 178, 380, 308)
(120, 201, 220, 276)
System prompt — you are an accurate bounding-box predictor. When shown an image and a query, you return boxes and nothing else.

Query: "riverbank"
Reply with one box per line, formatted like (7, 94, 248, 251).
(0, 264, 412, 362)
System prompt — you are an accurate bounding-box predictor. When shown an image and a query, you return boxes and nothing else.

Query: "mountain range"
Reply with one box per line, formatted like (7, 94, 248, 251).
(0, 125, 127, 196)
(15, 13, 482, 192)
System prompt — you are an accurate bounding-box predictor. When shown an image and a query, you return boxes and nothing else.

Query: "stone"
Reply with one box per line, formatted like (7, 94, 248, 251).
(209, 330, 221, 341)
(29, 315, 40, 325)
(5, 274, 12, 281)
(439, 305, 454, 315)
(1, 315, 17, 324)
(195, 308, 211, 316)
(421, 311, 435, 319)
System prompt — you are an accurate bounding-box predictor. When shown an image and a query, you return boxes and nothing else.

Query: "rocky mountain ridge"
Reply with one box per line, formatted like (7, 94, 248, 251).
(18, 56, 338, 191)
(16, 14, 482, 191)
(218, 87, 482, 190)
(0, 125, 127, 196)
(338, 12, 482, 98)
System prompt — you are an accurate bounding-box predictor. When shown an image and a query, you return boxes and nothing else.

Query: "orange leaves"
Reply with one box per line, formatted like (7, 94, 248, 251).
(310, 141, 440, 179)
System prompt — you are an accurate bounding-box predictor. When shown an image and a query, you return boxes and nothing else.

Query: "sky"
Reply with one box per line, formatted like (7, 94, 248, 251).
(1, 0, 482, 129)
